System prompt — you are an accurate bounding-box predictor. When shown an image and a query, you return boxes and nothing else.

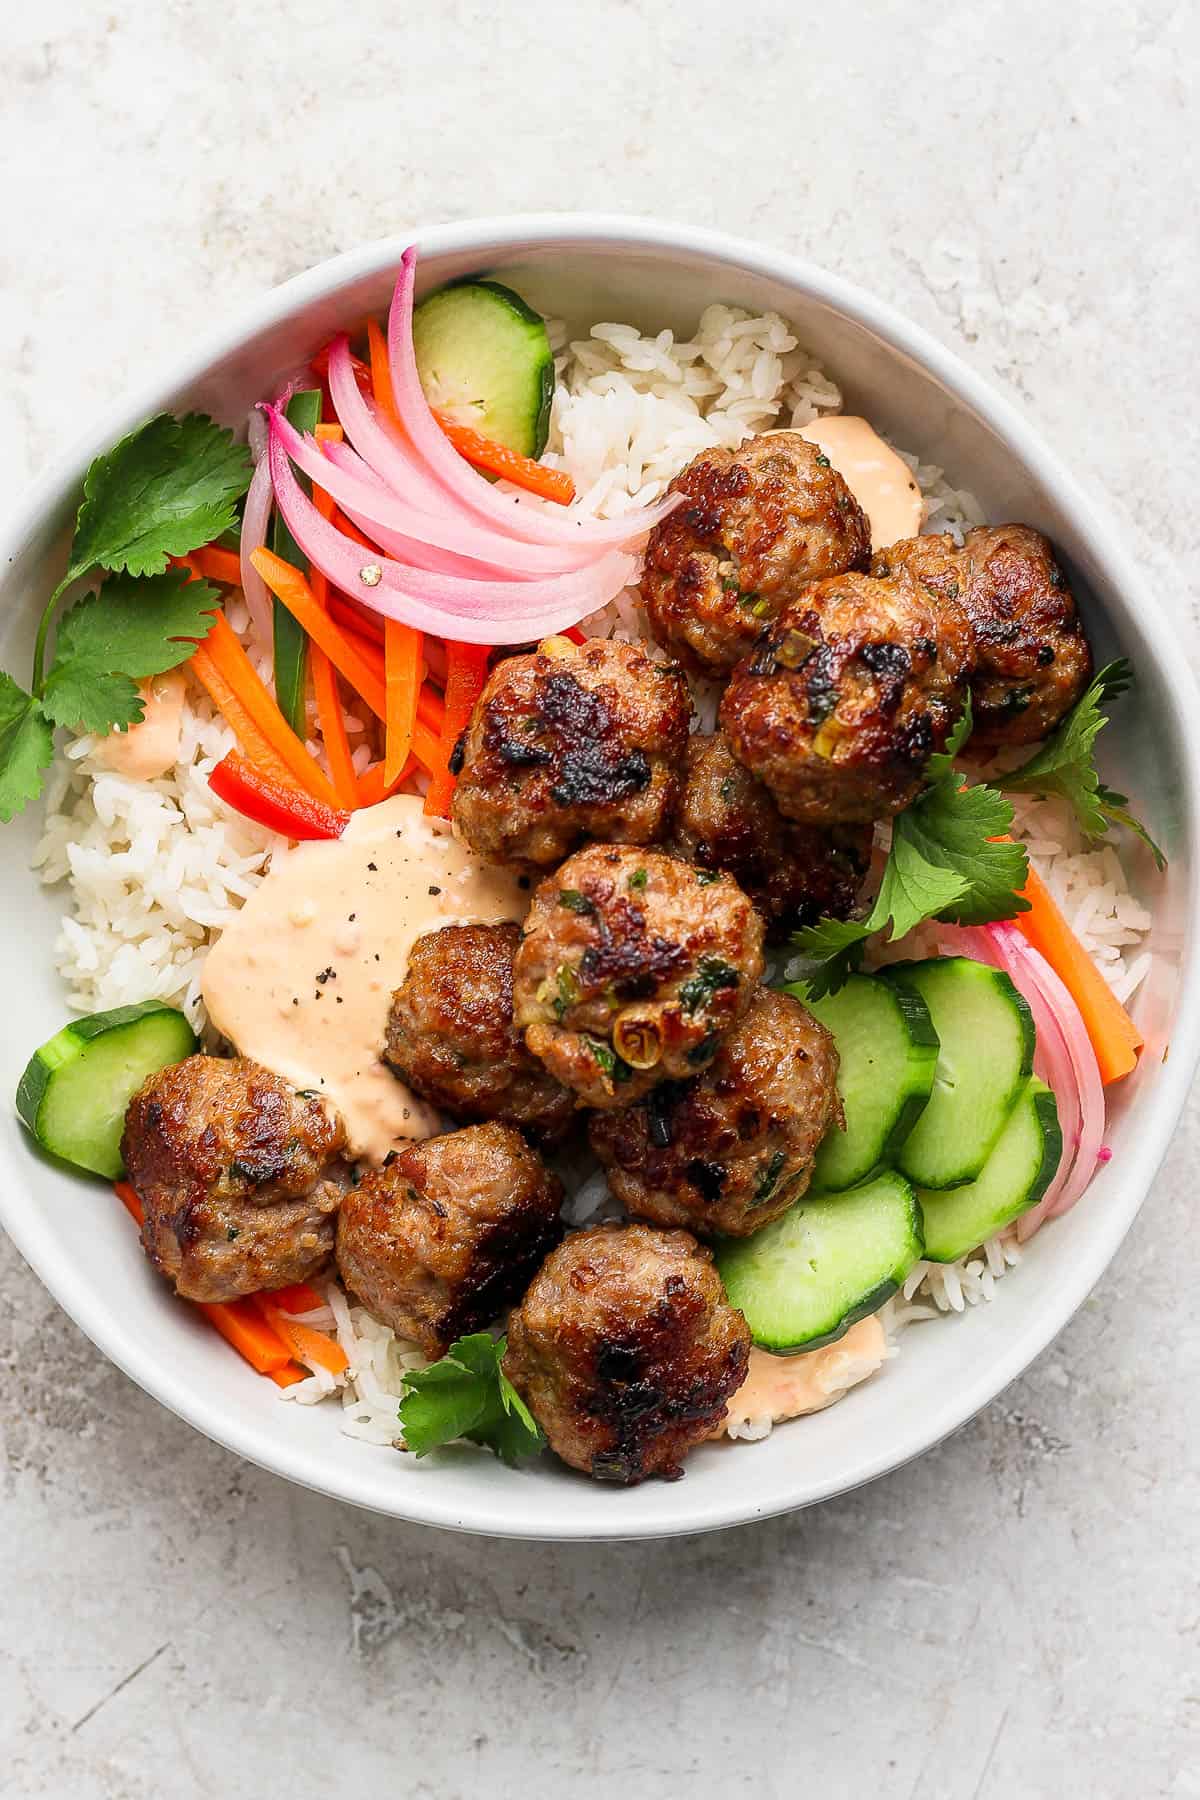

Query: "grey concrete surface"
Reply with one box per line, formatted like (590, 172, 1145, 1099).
(2, 2, 1198, 1794)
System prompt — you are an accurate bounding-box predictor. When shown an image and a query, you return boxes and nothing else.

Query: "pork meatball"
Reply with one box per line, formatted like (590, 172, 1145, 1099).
(384, 923, 575, 1143)
(450, 636, 692, 868)
(502, 1222, 751, 1482)
(873, 524, 1092, 745)
(121, 1055, 347, 1304)
(640, 432, 872, 676)
(335, 1122, 562, 1357)
(671, 731, 873, 941)
(512, 844, 765, 1109)
(589, 988, 840, 1237)
(720, 570, 974, 824)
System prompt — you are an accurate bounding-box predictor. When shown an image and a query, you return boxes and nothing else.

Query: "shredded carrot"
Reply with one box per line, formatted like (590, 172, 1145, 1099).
(356, 758, 414, 805)
(115, 1179, 144, 1227)
(1015, 863, 1143, 1085)
(327, 593, 384, 647)
(314, 421, 344, 444)
(189, 641, 297, 788)
(367, 318, 402, 431)
(310, 648, 360, 809)
(186, 545, 243, 586)
(385, 619, 423, 782)
(250, 550, 441, 791)
(112, 1184, 317, 1382)
(432, 411, 575, 505)
(307, 484, 366, 809)
(250, 1294, 348, 1377)
(424, 642, 491, 818)
(253, 548, 389, 716)
(199, 613, 341, 809)
(365, 327, 424, 782)
(204, 1299, 295, 1374)
(417, 682, 446, 736)
(269, 1364, 309, 1388)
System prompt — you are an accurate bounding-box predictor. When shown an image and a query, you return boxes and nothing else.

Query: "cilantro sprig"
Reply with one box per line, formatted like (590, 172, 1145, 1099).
(0, 412, 249, 822)
(398, 1333, 545, 1466)
(792, 698, 1030, 997)
(998, 660, 1165, 869)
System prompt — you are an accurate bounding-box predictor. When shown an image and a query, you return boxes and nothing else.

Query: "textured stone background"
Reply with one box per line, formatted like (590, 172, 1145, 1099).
(2, 2, 1198, 1795)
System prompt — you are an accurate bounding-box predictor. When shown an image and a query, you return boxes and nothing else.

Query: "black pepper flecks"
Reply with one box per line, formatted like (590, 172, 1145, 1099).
(367, 861, 378, 872)
(428, 885, 441, 896)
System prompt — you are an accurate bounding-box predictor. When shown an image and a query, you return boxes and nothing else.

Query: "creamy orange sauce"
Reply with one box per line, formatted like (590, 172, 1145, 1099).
(200, 794, 527, 1164)
(720, 1315, 888, 1436)
(798, 417, 924, 551)
(90, 670, 186, 780)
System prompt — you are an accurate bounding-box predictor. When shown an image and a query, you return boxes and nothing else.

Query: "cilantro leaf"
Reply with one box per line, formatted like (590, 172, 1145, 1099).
(1096, 784, 1167, 871)
(0, 675, 55, 823)
(892, 778, 1028, 926)
(54, 569, 219, 680)
(67, 414, 251, 584)
(399, 1333, 544, 1467)
(40, 569, 219, 735)
(792, 734, 1029, 997)
(925, 694, 974, 785)
(41, 667, 142, 735)
(998, 659, 1164, 865)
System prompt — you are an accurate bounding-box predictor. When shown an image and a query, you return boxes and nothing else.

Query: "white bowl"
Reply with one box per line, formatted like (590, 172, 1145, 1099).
(2, 215, 1197, 1540)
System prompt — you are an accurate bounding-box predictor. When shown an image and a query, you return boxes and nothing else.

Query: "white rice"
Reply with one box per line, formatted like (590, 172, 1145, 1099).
(30, 300, 1154, 1449)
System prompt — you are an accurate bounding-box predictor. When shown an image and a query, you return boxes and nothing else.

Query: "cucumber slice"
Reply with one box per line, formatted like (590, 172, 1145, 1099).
(917, 1078, 1062, 1261)
(795, 974, 940, 1191)
(272, 387, 323, 739)
(412, 280, 554, 458)
(885, 958, 1035, 1190)
(716, 1171, 924, 1352)
(15, 1002, 197, 1179)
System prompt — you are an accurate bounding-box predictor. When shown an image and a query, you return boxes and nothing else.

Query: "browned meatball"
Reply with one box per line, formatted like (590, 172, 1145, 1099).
(384, 923, 576, 1143)
(512, 844, 765, 1109)
(873, 524, 1092, 746)
(589, 988, 840, 1237)
(671, 731, 873, 941)
(450, 636, 692, 868)
(121, 1055, 347, 1304)
(335, 1122, 562, 1357)
(640, 432, 871, 676)
(502, 1222, 750, 1482)
(720, 570, 974, 824)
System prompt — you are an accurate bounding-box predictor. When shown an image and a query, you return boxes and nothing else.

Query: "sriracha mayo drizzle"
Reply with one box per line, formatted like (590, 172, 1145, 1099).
(90, 670, 186, 781)
(201, 794, 527, 1165)
(718, 1315, 888, 1436)
(796, 417, 924, 551)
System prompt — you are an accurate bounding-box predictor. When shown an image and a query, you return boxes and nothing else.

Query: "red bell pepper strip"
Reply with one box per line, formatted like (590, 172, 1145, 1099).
(209, 752, 350, 841)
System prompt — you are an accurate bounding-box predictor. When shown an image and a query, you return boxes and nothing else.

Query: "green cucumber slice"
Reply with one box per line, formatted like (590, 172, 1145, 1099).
(716, 1170, 924, 1352)
(412, 280, 554, 458)
(795, 973, 940, 1191)
(885, 958, 1035, 1190)
(272, 387, 323, 738)
(15, 1002, 198, 1179)
(917, 1078, 1062, 1261)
